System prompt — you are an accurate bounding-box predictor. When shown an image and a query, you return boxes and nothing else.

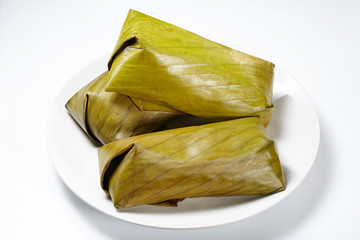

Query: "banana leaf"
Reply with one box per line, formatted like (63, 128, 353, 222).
(105, 9, 275, 126)
(65, 71, 177, 145)
(99, 117, 285, 208)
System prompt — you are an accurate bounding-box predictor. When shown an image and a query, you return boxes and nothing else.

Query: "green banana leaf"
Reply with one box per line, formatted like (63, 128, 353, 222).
(65, 71, 177, 145)
(99, 117, 285, 208)
(105, 9, 275, 126)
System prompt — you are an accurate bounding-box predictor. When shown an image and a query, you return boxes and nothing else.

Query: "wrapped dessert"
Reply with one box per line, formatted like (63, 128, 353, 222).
(99, 117, 285, 208)
(106, 10, 275, 126)
(65, 71, 177, 145)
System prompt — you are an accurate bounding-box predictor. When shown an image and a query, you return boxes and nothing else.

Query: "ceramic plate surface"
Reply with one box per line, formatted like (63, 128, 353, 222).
(46, 55, 320, 229)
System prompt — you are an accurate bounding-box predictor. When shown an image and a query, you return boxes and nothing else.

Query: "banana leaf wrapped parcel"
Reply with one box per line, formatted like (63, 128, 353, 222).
(65, 71, 177, 145)
(99, 117, 285, 208)
(106, 10, 275, 126)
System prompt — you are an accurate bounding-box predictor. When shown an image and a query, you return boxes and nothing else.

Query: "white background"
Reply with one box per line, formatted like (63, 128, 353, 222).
(1, 0, 360, 239)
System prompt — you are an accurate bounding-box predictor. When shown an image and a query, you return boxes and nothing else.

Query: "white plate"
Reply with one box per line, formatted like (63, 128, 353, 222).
(46, 55, 320, 229)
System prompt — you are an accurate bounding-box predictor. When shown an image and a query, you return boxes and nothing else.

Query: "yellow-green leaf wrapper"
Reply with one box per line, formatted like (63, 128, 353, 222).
(106, 10, 275, 126)
(99, 117, 285, 208)
(65, 71, 177, 145)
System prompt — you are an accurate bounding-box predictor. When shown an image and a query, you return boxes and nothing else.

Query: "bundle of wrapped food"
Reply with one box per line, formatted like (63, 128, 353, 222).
(66, 9, 285, 208)
(65, 71, 177, 145)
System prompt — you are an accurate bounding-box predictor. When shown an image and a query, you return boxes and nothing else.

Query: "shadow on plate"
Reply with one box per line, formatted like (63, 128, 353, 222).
(117, 195, 264, 214)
